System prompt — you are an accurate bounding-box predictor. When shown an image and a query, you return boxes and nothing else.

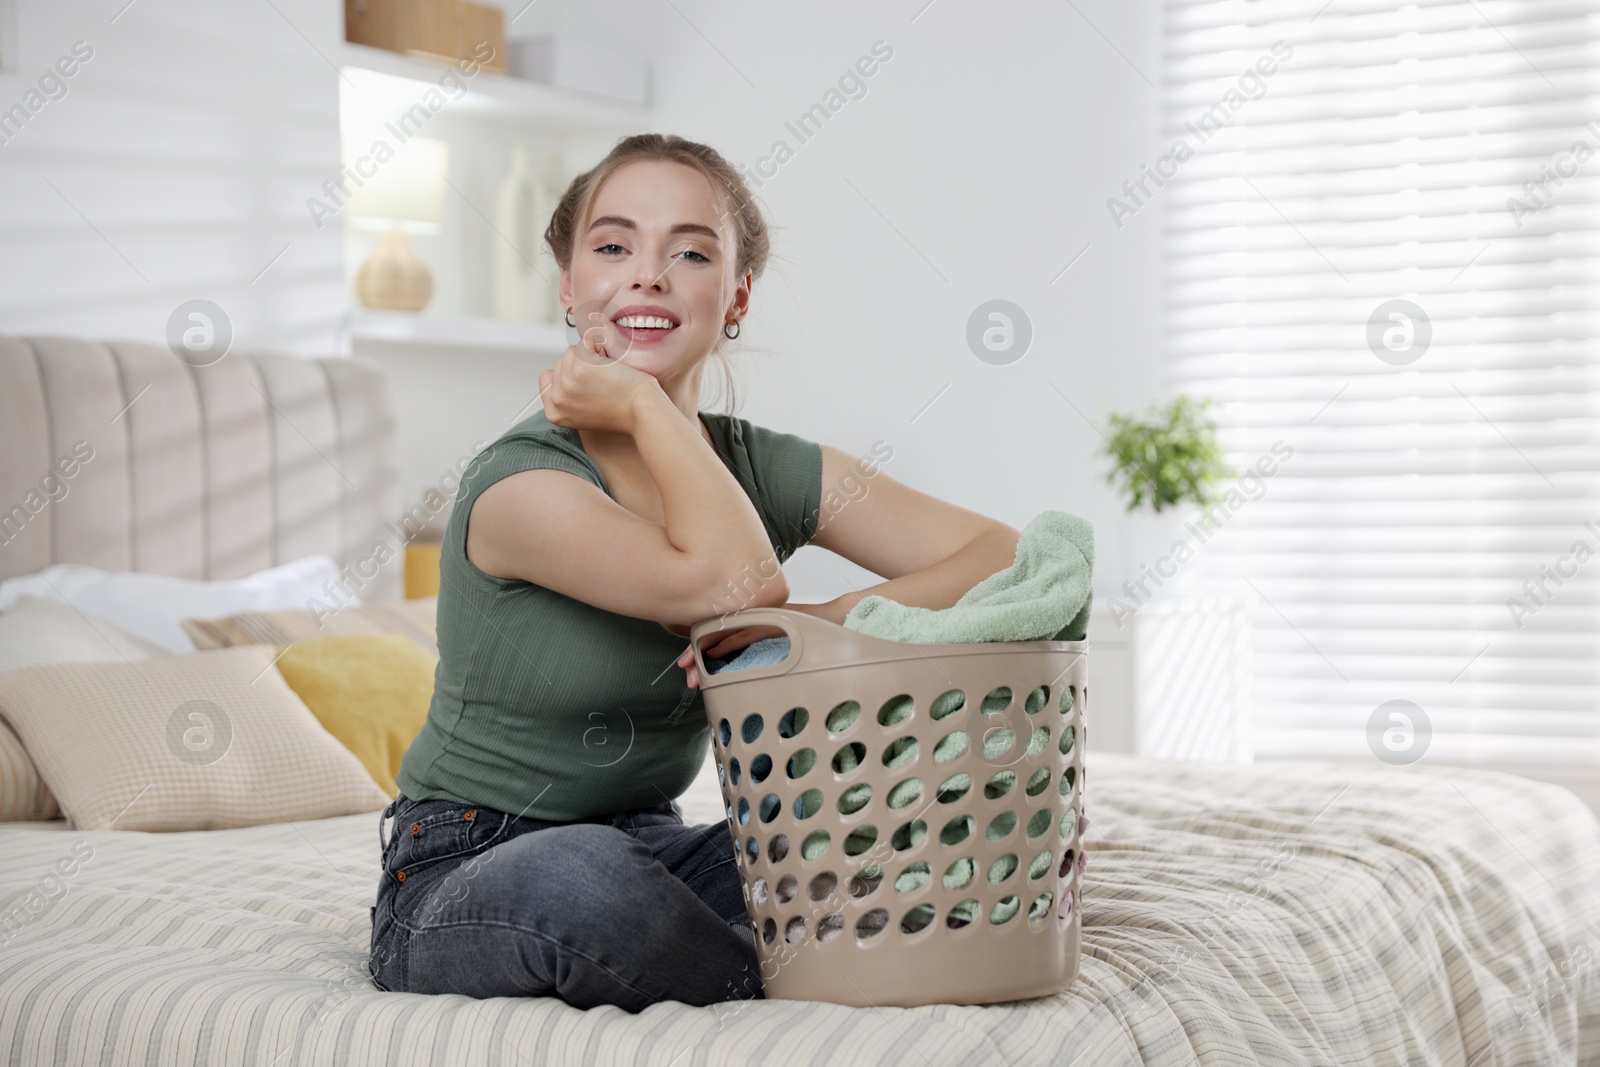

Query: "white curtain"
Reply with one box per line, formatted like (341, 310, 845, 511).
(1160, 0, 1600, 770)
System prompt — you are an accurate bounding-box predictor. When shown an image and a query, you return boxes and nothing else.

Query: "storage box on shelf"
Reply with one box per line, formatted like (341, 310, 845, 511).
(344, 0, 507, 72)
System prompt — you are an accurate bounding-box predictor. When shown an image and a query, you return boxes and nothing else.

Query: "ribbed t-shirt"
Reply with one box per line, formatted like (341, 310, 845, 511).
(394, 407, 824, 822)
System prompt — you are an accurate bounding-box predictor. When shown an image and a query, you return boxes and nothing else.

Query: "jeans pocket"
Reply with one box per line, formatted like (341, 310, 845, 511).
(387, 800, 509, 884)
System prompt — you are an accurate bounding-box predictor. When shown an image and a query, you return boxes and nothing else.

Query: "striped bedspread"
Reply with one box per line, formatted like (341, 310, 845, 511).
(1, 753, 1597, 1066)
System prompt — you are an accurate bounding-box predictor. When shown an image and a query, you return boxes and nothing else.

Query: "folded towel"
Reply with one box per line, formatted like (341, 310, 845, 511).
(705, 636, 791, 675)
(844, 510, 1094, 643)
(705, 510, 1093, 676)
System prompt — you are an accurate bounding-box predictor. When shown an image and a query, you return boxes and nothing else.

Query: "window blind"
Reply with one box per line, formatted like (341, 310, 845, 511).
(1159, 0, 1600, 768)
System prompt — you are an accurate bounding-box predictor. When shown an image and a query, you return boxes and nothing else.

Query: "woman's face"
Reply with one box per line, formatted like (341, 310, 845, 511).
(560, 158, 749, 377)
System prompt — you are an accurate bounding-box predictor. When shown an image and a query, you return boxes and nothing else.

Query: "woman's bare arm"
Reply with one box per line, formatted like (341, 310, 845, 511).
(466, 389, 789, 628)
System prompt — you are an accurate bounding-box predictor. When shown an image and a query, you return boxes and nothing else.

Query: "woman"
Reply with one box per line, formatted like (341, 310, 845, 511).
(367, 133, 1023, 1012)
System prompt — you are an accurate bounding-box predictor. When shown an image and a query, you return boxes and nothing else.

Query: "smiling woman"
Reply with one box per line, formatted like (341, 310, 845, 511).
(368, 133, 1021, 1015)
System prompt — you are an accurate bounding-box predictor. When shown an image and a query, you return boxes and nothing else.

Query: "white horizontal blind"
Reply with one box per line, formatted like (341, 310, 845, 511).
(1159, 0, 1600, 766)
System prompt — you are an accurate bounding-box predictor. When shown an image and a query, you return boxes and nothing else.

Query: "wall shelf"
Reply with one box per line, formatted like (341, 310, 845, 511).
(348, 308, 569, 355)
(338, 41, 649, 133)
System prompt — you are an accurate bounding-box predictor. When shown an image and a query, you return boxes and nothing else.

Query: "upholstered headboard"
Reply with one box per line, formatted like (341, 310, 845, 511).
(0, 334, 403, 601)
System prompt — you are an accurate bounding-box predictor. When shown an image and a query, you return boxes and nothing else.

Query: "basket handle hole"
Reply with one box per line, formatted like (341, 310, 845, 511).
(693, 622, 796, 676)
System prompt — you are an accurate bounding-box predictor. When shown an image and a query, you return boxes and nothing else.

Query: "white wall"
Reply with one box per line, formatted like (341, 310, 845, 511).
(0, 0, 345, 354)
(554, 0, 1169, 604)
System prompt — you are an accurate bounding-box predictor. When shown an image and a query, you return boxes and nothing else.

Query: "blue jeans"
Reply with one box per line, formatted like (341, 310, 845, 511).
(367, 790, 765, 1011)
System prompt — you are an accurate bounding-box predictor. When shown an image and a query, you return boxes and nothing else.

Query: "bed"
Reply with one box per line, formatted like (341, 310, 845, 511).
(2, 333, 1598, 1066)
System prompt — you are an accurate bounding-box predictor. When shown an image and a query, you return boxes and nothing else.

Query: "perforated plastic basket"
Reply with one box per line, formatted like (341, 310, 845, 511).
(688, 607, 1088, 1008)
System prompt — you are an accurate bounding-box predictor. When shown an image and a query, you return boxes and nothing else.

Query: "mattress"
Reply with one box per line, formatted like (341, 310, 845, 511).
(1, 752, 1596, 1066)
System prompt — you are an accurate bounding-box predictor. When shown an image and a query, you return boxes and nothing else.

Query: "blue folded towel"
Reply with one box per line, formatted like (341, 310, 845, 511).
(707, 509, 1093, 674)
(705, 636, 792, 675)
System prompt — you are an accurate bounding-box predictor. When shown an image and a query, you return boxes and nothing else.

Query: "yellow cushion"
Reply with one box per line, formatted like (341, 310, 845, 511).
(274, 633, 436, 798)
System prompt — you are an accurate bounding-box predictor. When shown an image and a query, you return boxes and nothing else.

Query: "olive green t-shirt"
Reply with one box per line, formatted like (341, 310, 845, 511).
(394, 407, 823, 822)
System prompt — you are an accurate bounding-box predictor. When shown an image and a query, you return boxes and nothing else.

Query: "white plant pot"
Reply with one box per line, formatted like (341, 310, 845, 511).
(1085, 594, 1254, 763)
(1116, 504, 1206, 608)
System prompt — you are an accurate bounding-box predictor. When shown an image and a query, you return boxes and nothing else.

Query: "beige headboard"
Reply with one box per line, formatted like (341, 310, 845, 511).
(0, 334, 403, 601)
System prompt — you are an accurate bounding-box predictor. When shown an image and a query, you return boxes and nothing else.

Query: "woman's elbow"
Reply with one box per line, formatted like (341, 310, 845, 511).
(714, 559, 790, 611)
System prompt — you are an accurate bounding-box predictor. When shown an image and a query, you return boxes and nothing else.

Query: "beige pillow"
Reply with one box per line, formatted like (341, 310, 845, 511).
(0, 596, 172, 822)
(0, 645, 390, 831)
(0, 728, 57, 821)
(182, 597, 438, 657)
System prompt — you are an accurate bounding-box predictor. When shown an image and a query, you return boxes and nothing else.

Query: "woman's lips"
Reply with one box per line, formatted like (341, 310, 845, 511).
(612, 321, 679, 344)
(601, 308, 672, 347)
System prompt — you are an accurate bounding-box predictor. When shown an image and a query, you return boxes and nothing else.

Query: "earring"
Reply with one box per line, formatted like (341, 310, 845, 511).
(564, 308, 577, 328)
(722, 320, 741, 340)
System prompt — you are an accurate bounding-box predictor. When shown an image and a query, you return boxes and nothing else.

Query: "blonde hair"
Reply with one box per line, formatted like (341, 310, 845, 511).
(543, 133, 770, 414)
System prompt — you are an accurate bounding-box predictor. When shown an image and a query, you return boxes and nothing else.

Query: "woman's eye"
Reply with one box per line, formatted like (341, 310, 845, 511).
(678, 250, 711, 264)
(594, 243, 626, 255)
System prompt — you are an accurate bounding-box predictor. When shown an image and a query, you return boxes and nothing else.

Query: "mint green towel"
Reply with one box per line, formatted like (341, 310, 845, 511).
(841, 509, 1094, 643)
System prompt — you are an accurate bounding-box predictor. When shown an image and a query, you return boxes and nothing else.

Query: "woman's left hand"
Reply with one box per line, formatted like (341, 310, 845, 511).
(676, 624, 788, 688)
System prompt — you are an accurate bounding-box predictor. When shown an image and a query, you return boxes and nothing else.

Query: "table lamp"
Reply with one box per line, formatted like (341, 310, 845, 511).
(346, 135, 449, 312)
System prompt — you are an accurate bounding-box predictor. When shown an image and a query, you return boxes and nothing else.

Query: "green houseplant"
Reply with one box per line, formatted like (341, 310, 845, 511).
(1092, 396, 1253, 760)
(1099, 395, 1234, 514)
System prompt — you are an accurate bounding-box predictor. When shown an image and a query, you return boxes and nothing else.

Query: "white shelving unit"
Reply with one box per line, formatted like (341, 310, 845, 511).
(337, 39, 652, 353)
(347, 308, 568, 355)
(337, 42, 647, 134)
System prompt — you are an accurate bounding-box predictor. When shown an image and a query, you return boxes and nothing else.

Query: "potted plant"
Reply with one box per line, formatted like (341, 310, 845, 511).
(1099, 394, 1235, 516)
(1095, 394, 1236, 609)
(1089, 395, 1253, 763)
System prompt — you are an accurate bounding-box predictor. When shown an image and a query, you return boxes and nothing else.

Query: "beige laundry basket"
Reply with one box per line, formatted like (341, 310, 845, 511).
(688, 607, 1088, 1008)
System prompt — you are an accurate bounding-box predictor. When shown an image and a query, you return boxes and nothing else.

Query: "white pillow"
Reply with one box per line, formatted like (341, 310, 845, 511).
(0, 556, 352, 655)
(0, 595, 169, 672)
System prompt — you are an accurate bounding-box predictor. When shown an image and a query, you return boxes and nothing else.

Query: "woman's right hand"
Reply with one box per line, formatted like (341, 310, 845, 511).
(539, 315, 661, 436)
